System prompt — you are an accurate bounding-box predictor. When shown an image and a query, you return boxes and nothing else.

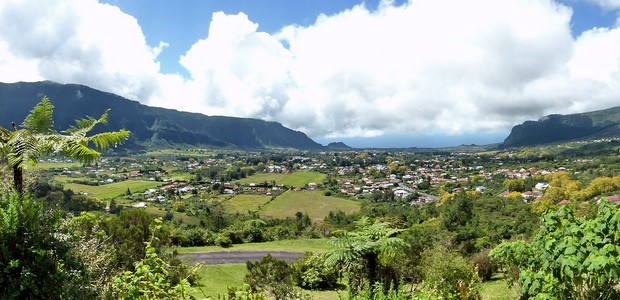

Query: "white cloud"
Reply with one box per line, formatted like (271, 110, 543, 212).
(2, 0, 620, 141)
(0, 0, 166, 101)
(582, 0, 620, 9)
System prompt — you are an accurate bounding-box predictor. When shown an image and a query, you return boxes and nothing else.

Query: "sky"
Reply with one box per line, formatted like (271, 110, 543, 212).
(1, 0, 620, 148)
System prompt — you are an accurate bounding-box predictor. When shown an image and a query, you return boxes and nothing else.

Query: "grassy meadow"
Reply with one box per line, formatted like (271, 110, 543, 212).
(259, 190, 360, 221)
(63, 180, 161, 199)
(222, 194, 272, 214)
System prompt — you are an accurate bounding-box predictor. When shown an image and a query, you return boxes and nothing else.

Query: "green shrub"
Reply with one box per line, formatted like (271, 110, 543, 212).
(294, 253, 339, 290)
(420, 245, 480, 300)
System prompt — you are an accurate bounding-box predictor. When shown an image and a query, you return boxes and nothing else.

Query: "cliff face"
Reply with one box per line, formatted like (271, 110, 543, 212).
(0, 81, 324, 150)
(502, 107, 620, 148)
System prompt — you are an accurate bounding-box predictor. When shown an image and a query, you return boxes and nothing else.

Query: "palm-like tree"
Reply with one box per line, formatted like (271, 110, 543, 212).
(325, 216, 405, 295)
(0, 96, 130, 194)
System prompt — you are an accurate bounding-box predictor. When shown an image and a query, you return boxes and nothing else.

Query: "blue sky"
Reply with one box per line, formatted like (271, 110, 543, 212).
(1, 0, 620, 147)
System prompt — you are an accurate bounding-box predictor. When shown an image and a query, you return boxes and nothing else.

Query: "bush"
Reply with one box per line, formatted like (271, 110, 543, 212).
(0, 192, 93, 299)
(216, 234, 233, 248)
(245, 254, 309, 299)
(294, 253, 339, 290)
(420, 245, 480, 300)
(471, 249, 498, 281)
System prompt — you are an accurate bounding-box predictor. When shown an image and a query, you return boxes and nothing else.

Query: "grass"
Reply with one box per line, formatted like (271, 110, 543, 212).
(238, 171, 326, 188)
(222, 194, 272, 214)
(189, 264, 246, 299)
(259, 190, 360, 221)
(63, 180, 161, 199)
(177, 238, 333, 254)
(480, 275, 519, 300)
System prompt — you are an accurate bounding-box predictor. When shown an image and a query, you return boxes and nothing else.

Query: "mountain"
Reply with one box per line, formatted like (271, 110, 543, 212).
(324, 142, 352, 151)
(502, 106, 620, 147)
(0, 81, 325, 150)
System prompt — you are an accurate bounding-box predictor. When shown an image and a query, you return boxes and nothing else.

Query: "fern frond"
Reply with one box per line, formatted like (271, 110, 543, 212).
(65, 110, 110, 137)
(21, 96, 55, 134)
(89, 129, 130, 151)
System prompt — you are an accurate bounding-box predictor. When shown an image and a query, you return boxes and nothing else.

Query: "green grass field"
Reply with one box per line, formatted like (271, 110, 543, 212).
(259, 190, 360, 221)
(63, 180, 161, 199)
(222, 194, 272, 214)
(480, 275, 519, 300)
(189, 263, 246, 299)
(238, 171, 326, 188)
(178, 238, 333, 254)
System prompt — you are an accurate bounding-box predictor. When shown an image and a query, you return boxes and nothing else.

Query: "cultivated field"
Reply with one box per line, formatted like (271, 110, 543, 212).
(259, 190, 360, 221)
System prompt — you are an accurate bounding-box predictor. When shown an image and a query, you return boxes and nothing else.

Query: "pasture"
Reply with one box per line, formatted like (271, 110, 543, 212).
(63, 180, 161, 199)
(259, 190, 360, 221)
(222, 194, 272, 214)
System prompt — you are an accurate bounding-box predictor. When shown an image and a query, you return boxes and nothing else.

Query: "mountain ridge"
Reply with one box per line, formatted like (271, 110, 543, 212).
(0, 81, 329, 150)
(502, 106, 620, 147)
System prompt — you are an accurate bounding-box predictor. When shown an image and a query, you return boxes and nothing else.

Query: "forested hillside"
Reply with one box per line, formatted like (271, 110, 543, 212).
(0, 81, 324, 150)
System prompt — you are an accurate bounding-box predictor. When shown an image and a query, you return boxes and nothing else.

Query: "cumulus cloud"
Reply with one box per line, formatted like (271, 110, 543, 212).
(0, 0, 166, 101)
(2, 0, 620, 141)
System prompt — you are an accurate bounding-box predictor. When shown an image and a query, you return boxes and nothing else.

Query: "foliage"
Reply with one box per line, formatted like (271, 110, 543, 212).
(244, 254, 308, 300)
(420, 245, 481, 300)
(294, 253, 339, 290)
(471, 249, 498, 282)
(110, 218, 192, 299)
(0, 96, 130, 193)
(325, 217, 406, 296)
(0, 192, 93, 299)
(490, 200, 620, 299)
(227, 284, 267, 300)
(103, 209, 162, 270)
(348, 282, 411, 300)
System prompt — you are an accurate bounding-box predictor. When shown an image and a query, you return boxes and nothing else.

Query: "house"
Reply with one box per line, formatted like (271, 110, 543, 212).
(535, 182, 549, 191)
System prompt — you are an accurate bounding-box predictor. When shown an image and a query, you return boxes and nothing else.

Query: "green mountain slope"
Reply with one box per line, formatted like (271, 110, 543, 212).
(502, 106, 620, 147)
(0, 81, 324, 150)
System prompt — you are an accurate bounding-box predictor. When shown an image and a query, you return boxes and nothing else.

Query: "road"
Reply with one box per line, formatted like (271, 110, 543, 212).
(179, 251, 305, 265)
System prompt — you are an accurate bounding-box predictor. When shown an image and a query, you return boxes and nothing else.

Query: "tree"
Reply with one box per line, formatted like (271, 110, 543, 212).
(325, 217, 405, 296)
(0, 96, 130, 194)
(491, 200, 620, 299)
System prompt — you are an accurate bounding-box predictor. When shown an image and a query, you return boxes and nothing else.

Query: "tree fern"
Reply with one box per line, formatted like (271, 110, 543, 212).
(21, 96, 55, 134)
(0, 97, 130, 194)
